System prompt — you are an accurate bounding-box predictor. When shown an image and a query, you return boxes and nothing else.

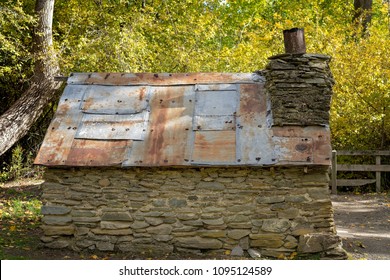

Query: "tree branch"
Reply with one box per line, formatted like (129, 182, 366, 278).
(0, 0, 61, 156)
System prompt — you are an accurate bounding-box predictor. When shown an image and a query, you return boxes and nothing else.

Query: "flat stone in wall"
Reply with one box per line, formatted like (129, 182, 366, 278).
(40, 166, 346, 259)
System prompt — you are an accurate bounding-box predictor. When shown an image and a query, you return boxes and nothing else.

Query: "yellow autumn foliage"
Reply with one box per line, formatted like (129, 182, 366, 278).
(1, 0, 390, 150)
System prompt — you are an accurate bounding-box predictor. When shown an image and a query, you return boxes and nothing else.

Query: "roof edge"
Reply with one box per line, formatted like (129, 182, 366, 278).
(67, 72, 265, 86)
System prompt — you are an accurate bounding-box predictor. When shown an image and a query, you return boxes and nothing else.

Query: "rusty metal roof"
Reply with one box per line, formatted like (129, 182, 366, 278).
(34, 72, 331, 167)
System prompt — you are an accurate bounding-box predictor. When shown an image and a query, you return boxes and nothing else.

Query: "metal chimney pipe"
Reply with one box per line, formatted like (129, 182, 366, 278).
(283, 28, 306, 54)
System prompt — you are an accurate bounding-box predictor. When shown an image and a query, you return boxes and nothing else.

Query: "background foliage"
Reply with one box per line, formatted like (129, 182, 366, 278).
(0, 0, 389, 181)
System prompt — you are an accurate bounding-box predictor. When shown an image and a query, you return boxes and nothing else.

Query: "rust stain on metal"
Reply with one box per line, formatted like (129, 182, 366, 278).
(142, 86, 194, 165)
(34, 86, 85, 166)
(65, 139, 130, 166)
(274, 137, 313, 163)
(139, 87, 146, 101)
(272, 126, 331, 165)
(148, 107, 168, 164)
(236, 83, 275, 164)
(192, 131, 236, 163)
(239, 84, 266, 116)
(68, 72, 258, 86)
(196, 84, 237, 91)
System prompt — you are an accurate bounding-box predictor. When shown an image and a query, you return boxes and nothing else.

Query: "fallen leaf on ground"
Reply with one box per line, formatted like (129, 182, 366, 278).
(356, 241, 366, 248)
(289, 252, 297, 259)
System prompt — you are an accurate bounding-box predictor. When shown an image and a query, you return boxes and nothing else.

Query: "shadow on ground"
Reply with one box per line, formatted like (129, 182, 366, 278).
(332, 193, 390, 260)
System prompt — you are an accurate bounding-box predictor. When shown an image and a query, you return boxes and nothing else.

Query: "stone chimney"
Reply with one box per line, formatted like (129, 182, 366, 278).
(265, 28, 334, 126)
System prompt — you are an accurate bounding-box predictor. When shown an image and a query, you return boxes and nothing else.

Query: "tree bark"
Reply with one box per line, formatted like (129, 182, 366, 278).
(353, 0, 373, 34)
(0, 0, 61, 156)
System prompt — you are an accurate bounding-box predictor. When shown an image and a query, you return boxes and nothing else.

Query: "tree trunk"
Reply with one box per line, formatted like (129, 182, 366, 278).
(0, 0, 61, 156)
(354, 0, 373, 34)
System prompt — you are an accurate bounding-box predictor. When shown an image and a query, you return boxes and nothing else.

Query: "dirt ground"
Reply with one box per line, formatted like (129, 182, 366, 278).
(1, 180, 389, 260)
(332, 193, 390, 260)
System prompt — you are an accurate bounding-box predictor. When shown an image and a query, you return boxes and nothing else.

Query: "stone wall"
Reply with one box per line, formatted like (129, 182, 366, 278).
(40, 166, 346, 259)
(264, 53, 334, 126)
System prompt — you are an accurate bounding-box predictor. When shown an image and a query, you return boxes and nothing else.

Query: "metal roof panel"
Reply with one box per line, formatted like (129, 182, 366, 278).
(34, 85, 85, 166)
(274, 137, 314, 163)
(123, 86, 194, 166)
(75, 112, 149, 140)
(192, 131, 236, 164)
(81, 85, 149, 114)
(236, 84, 275, 165)
(65, 139, 130, 166)
(272, 126, 331, 165)
(195, 90, 239, 116)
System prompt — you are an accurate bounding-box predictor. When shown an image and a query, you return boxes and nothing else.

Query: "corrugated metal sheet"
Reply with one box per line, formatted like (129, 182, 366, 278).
(35, 72, 332, 167)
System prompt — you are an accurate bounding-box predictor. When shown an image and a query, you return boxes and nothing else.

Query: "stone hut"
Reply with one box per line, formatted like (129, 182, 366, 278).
(34, 53, 346, 259)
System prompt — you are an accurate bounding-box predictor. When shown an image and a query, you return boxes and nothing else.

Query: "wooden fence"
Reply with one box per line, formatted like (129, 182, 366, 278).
(331, 150, 390, 194)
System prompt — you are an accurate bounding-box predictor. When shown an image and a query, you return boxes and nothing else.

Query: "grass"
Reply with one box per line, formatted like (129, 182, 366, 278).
(0, 219, 42, 259)
(0, 198, 42, 220)
(0, 179, 43, 259)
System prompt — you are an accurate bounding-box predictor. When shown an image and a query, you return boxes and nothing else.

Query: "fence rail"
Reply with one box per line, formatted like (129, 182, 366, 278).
(331, 150, 389, 194)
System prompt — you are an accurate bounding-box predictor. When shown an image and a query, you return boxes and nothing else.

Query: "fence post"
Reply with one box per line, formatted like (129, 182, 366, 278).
(376, 155, 381, 192)
(331, 150, 337, 195)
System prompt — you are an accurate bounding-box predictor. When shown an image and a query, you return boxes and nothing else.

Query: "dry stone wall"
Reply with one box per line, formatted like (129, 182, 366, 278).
(40, 166, 346, 259)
